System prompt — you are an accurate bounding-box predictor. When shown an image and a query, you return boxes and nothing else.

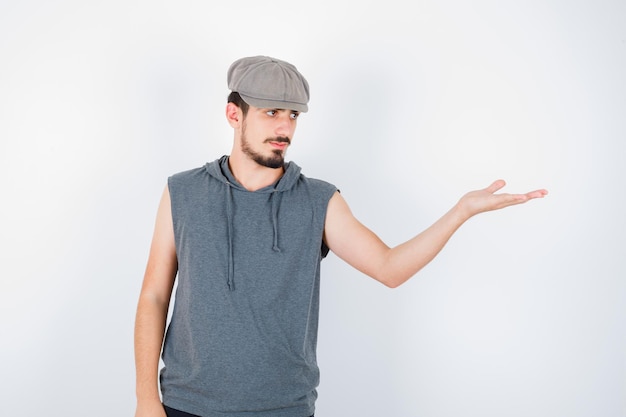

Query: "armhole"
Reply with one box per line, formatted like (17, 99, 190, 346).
(320, 188, 340, 259)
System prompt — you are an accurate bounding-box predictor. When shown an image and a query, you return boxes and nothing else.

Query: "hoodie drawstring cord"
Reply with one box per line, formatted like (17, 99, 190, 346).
(224, 183, 282, 291)
(225, 183, 235, 291)
(270, 190, 282, 252)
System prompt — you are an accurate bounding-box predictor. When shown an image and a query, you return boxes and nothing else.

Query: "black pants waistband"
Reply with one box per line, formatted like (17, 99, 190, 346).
(164, 405, 313, 417)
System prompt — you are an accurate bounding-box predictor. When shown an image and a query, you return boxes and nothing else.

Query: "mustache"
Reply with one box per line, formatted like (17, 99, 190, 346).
(264, 136, 291, 144)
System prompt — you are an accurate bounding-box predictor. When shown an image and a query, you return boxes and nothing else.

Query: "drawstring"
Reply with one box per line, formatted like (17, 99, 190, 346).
(270, 190, 282, 252)
(225, 183, 235, 291)
(223, 180, 283, 290)
(213, 156, 294, 291)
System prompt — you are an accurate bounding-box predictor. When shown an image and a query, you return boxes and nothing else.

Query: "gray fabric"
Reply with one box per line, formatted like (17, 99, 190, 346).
(227, 56, 310, 112)
(161, 156, 337, 417)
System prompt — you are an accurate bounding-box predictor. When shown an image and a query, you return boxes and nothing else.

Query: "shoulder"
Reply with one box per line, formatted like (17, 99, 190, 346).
(297, 174, 338, 200)
(167, 165, 214, 206)
(302, 176, 336, 190)
(294, 165, 336, 191)
(167, 159, 224, 189)
(168, 165, 208, 184)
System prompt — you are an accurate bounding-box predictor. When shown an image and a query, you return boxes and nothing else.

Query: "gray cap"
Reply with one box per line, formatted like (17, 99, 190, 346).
(227, 56, 310, 112)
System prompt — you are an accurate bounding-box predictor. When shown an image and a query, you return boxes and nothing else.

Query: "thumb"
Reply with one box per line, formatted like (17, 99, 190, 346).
(485, 179, 506, 194)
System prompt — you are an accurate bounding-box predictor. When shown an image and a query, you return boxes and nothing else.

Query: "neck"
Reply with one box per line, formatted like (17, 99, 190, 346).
(227, 151, 284, 191)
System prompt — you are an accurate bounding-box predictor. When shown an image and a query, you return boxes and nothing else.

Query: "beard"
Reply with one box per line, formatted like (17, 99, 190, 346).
(240, 124, 290, 169)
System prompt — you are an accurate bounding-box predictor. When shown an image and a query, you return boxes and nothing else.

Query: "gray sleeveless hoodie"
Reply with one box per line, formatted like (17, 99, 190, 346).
(161, 156, 337, 417)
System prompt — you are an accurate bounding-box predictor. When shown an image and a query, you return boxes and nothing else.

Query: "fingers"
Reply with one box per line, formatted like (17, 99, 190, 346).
(486, 180, 548, 200)
(515, 189, 548, 201)
(527, 189, 549, 199)
(504, 189, 548, 207)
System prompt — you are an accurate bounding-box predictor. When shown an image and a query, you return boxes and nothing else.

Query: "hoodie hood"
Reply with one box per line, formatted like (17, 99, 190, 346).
(204, 155, 302, 290)
(205, 155, 302, 192)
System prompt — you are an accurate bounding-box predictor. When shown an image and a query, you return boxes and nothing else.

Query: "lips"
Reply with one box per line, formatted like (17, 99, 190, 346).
(265, 137, 290, 150)
(269, 141, 288, 150)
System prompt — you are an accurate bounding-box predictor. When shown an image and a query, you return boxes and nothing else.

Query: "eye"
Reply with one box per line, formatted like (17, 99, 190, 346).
(266, 110, 277, 116)
(290, 112, 300, 120)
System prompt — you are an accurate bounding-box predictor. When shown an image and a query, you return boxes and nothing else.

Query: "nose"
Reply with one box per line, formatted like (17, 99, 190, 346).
(275, 113, 293, 136)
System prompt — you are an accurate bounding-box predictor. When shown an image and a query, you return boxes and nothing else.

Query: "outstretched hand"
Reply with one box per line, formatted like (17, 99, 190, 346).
(458, 179, 548, 219)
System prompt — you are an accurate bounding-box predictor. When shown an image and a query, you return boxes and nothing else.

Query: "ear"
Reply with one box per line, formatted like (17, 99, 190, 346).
(226, 103, 242, 128)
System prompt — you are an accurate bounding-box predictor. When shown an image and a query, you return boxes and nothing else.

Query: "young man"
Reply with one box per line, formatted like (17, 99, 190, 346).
(134, 56, 547, 417)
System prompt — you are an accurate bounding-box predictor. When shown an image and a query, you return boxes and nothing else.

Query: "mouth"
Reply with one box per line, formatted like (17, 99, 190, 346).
(266, 137, 290, 150)
(269, 141, 288, 150)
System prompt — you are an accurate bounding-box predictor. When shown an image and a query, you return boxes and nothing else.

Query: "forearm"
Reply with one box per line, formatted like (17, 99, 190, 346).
(380, 202, 469, 287)
(134, 294, 169, 403)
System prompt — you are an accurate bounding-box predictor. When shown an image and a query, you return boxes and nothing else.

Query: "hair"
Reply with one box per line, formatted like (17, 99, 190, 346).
(227, 91, 249, 117)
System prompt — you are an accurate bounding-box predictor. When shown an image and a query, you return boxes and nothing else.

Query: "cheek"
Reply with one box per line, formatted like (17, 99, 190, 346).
(288, 121, 298, 135)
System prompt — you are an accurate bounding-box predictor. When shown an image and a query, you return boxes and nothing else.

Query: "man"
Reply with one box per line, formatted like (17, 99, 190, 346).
(134, 56, 547, 417)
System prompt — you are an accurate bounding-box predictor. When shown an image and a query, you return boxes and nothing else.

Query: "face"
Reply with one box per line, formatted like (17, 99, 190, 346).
(239, 107, 300, 169)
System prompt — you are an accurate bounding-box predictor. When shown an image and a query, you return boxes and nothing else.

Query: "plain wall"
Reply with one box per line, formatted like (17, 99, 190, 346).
(1, 1, 624, 416)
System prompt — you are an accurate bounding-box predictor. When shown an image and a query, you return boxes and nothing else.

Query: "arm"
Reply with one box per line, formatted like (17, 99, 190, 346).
(323, 180, 547, 288)
(134, 186, 178, 417)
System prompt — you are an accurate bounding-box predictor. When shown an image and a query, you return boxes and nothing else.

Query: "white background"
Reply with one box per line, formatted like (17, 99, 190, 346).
(1, 1, 625, 416)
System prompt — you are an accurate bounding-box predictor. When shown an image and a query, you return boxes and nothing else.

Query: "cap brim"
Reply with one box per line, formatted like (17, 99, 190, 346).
(240, 94, 308, 113)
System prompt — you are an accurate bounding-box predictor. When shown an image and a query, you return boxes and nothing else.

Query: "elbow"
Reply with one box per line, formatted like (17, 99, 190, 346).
(367, 253, 423, 288)
(373, 250, 425, 288)
(382, 280, 403, 289)
(378, 273, 411, 289)
(376, 266, 423, 288)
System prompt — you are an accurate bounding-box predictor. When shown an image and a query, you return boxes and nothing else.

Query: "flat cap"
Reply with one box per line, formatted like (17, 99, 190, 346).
(227, 56, 310, 112)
